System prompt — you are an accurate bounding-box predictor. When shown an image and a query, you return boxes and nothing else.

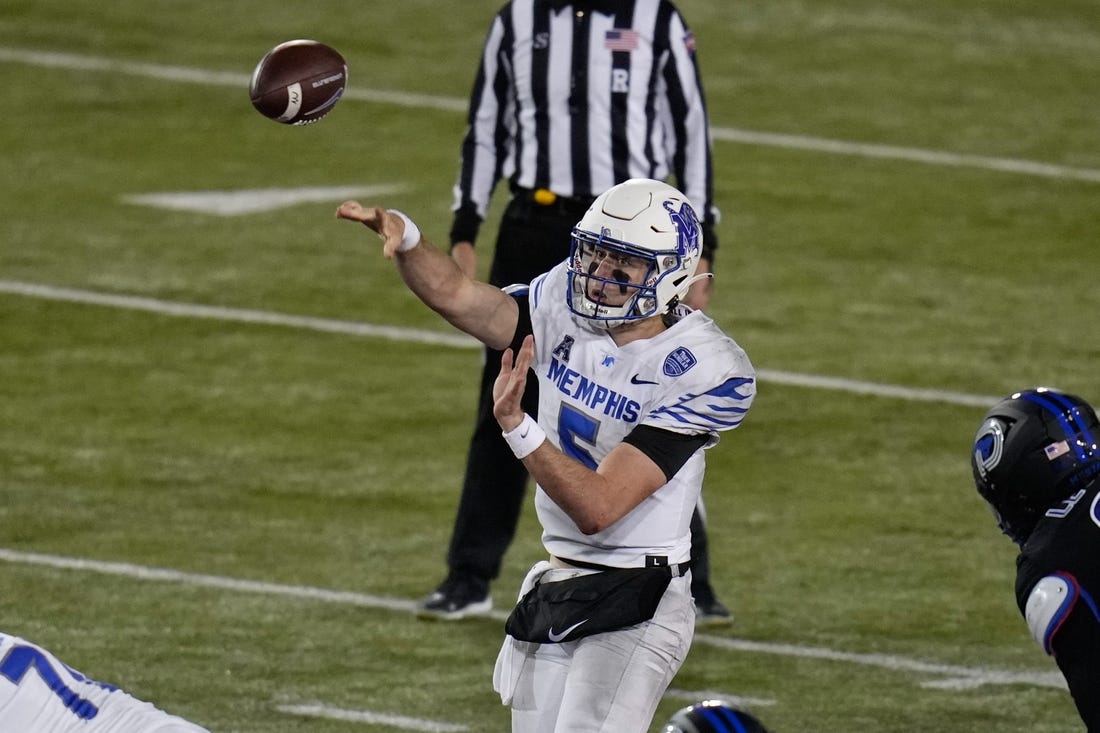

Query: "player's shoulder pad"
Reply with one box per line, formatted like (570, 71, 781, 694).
(1025, 572, 1079, 655)
(526, 269, 554, 308)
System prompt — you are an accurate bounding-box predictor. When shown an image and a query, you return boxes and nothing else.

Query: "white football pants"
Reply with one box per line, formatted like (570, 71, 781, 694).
(494, 562, 695, 733)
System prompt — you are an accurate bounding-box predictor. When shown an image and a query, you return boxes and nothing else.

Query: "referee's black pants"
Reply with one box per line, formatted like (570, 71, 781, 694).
(445, 193, 716, 599)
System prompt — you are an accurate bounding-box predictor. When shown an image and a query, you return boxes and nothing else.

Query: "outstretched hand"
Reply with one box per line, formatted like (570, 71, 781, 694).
(335, 201, 408, 259)
(493, 334, 535, 433)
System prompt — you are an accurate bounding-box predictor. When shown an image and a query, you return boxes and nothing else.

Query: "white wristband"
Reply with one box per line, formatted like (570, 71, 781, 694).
(387, 209, 421, 252)
(502, 413, 546, 460)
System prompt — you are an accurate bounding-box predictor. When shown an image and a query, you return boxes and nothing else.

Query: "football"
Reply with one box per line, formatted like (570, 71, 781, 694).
(249, 39, 347, 125)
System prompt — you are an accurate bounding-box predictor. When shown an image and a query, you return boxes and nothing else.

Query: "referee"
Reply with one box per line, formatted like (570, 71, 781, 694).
(418, 0, 729, 624)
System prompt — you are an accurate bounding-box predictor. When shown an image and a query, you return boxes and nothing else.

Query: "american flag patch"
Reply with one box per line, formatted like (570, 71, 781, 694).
(605, 29, 640, 51)
(1045, 440, 1071, 460)
(684, 31, 696, 53)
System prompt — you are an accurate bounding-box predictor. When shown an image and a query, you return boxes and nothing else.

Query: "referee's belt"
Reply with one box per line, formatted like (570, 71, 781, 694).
(552, 555, 692, 578)
(514, 187, 594, 216)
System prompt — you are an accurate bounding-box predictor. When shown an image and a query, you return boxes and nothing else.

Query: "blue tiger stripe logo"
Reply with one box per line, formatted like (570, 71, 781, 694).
(648, 377, 754, 428)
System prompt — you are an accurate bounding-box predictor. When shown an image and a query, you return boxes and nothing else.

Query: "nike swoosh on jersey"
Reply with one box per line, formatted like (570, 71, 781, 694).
(630, 374, 659, 385)
(547, 619, 588, 642)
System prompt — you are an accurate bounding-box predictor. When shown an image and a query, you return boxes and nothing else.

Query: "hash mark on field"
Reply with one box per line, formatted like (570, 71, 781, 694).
(0, 279, 1001, 407)
(0, 46, 1098, 184)
(0, 548, 1066, 692)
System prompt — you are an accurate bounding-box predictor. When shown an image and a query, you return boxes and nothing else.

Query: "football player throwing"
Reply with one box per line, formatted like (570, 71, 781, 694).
(339, 178, 756, 732)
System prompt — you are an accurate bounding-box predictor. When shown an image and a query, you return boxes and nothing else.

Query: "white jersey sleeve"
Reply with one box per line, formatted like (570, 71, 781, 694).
(636, 312, 755, 444)
(0, 632, 210, 733)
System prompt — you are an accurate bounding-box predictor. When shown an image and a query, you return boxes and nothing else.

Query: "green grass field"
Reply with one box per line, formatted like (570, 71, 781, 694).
(2, 1, 1098, 731)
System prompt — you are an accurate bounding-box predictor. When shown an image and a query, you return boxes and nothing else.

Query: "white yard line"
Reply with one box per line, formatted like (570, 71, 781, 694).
(0, 548, 1066, 692)
(121, 184, 407, 217)
(276, 704, 469, 732)
(0, 279, 1000, 407)
(0, 279, 477, 349)
(713, 128, 1100, 184)
(0, 46, 1098, 184)
(664, 688, 776, 707)
(696, 635, 1064, 691)
(276, 688, 776, 730)
(278, 692, 778, 731)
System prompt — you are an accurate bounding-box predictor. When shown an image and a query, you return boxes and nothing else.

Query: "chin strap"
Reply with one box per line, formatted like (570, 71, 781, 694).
(675, 271, 714, 300)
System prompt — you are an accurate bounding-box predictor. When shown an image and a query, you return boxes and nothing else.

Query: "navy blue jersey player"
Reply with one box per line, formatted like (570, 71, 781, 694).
(971, 387, 1100, 729)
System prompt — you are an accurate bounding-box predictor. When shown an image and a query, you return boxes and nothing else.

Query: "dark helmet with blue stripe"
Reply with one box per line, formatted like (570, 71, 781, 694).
(971, 387, 1100, 545)
(663, 700, 772, 733)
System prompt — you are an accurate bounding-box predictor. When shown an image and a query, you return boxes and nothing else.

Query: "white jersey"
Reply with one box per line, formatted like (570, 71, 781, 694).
(524, 262, 756, 568)
(0, 632, 210, 733)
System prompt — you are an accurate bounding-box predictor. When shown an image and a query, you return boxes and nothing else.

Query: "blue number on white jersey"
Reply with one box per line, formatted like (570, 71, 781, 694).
(0, 644, 115, 720)
(558, 403, 600, 469)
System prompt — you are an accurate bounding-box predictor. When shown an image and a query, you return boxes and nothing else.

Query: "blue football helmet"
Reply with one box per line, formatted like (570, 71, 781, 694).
(971, 387, 1100, 545)
(663, 700, 772, 733)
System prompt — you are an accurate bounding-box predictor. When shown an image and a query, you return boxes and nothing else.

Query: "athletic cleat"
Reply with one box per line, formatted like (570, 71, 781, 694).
(416, 575, 492, 620)
(693, 597, 733, 627)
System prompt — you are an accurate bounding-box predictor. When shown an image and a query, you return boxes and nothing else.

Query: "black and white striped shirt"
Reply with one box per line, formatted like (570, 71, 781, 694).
(451, 0, 718, 255)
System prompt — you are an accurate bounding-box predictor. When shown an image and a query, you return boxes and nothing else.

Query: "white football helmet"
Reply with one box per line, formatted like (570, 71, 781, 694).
(567, 178, 707, 329)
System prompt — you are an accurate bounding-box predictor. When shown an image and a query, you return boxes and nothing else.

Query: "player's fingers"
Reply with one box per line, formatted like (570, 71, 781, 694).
(503, 348, 529, 400)
(499, 347, 515, 374)
(514, 335, 535, 374)
(337, 202, 389, 237)
(496, 349, 518, 393)
(335, 200, 370, 222)
(492, 348, 519, 407)
(337, 204, 406, 258)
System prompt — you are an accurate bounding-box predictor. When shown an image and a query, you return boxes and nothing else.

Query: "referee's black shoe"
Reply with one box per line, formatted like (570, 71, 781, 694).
(693, 586, 733, 627)
(416, 575, 492, 620)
